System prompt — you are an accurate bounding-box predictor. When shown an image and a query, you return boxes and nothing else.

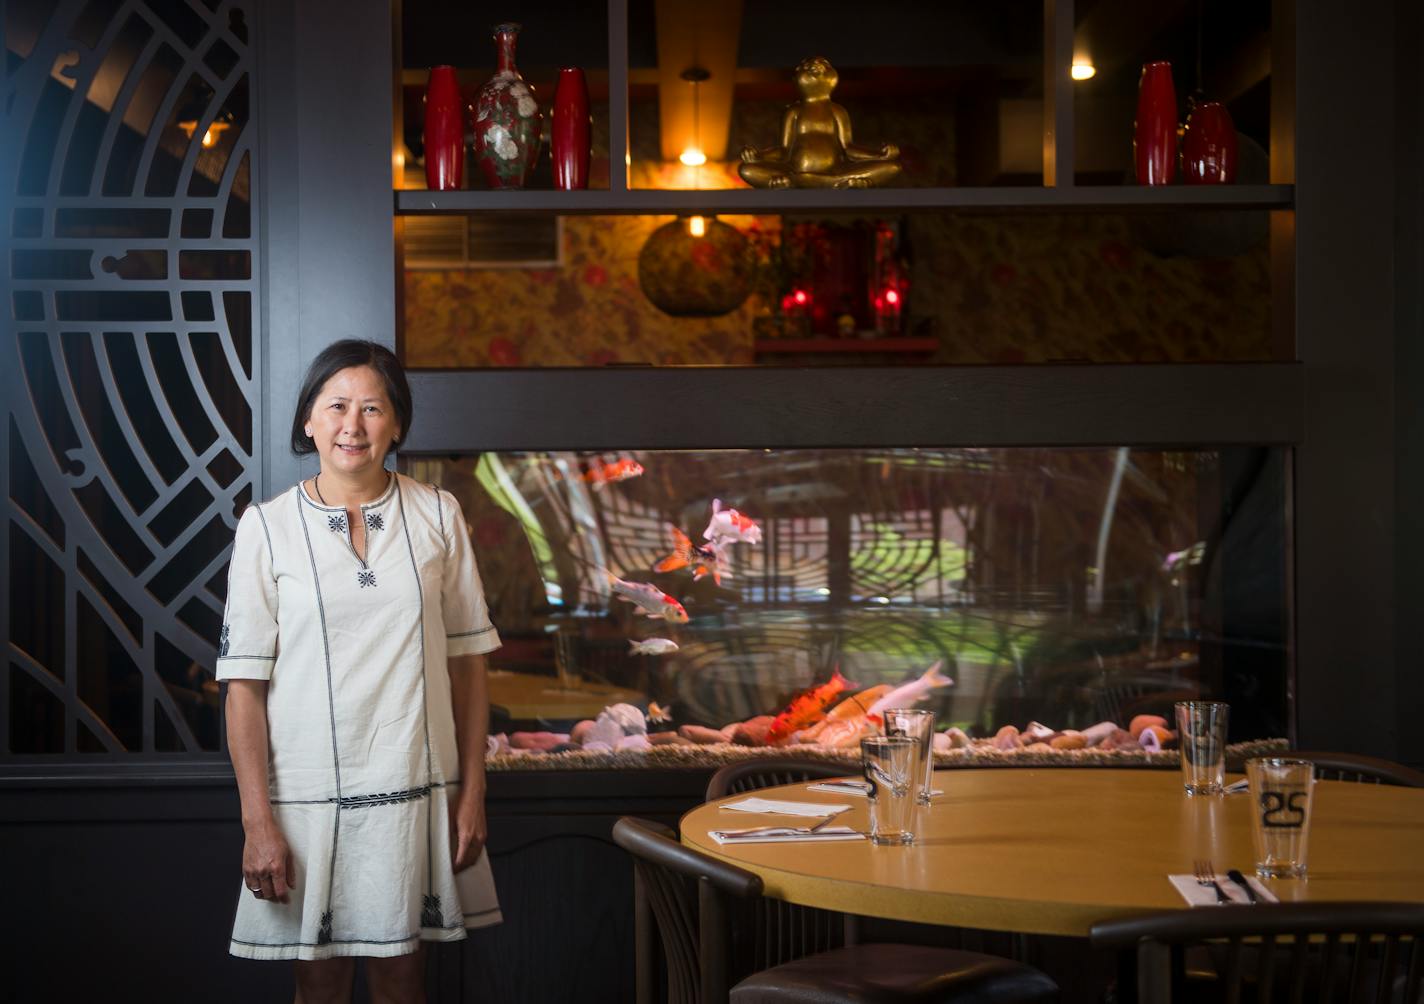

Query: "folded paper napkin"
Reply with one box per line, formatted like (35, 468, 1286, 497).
(1169, 872, 1279, 906)
(710, 826, 864, 845)
(807, 781, 945, 798)
(719, 797, 851, 816)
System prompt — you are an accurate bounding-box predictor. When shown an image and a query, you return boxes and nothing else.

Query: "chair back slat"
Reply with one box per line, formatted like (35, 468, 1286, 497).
(1092, 903, 1424, 1003)
(613, 816, 765, 1004)
(1375, 936, 1399, 1004)
(1289, 751, 1424, 788)
(1256, 933, 1278, 1002)
(706, 758, 850, 800)
(706, 757, 855, 972)
(1406, 937, 1424, 1002)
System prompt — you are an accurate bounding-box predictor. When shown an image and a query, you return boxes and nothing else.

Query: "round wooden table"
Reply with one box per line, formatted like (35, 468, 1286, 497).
(680, 768, 1424, 937)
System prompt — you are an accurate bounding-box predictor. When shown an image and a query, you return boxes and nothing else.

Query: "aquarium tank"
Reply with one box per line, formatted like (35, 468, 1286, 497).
(402, 447, 1289, 762)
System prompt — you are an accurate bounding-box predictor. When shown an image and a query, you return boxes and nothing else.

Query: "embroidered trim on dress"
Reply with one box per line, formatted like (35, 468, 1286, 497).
(218, 624, 230, 657)
(338, 784, 432, 809)
(357, 570, 377, 588)
(317, 910, 334, 945)
(421, 894, 444, 928)
(448, 625, 496, 639)
(328, 513, 347, 534)
(217, 654, 277, 661)
(366, 512, 385, 532)
(268, 779, 458, 806)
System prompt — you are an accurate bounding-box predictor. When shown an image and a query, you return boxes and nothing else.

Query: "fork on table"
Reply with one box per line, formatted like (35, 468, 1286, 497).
(720, 807, 852, 838)
(1193, 859, 1230, 904)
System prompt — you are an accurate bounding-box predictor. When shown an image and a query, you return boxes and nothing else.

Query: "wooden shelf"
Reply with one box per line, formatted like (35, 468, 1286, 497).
(395, 184, 1295, 216)
(754, 337, 939, 354)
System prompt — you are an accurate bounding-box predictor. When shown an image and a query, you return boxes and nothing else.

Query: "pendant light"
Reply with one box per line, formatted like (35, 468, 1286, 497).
(678, 65, 710, 166)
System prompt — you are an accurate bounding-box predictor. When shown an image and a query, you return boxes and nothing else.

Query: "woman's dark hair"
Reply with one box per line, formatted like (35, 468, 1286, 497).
(290, 340, 413, 456)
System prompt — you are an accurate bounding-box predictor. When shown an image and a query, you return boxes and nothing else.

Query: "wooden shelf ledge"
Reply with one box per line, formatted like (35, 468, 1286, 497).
(395, 184, 1294, 216)
(754, 338, 939, 354)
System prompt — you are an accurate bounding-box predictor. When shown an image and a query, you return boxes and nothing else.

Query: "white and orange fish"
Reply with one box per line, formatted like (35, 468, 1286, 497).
(703, 498, 762, 546)
(580, 457, 644, 489)
(864, 661, 954, 718)
(605, 571, 689, 624)
(628, 637, 680, 656)
(654, 525, 730, 584)
(647, 701, 673, 725)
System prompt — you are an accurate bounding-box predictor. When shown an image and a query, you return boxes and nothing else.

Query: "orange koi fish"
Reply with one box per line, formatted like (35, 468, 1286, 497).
(799, 684, 893, 741)
(580, 458, 644, 489)
(764, 669, 855, 746)
(654, 526, 729, 584)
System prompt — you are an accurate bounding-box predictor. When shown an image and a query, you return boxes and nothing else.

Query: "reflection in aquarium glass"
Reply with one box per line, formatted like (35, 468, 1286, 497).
(403, 448, 1288, 757)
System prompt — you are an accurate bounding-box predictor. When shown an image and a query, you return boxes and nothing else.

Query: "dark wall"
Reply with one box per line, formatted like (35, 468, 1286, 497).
(0, 769, 704, 1002)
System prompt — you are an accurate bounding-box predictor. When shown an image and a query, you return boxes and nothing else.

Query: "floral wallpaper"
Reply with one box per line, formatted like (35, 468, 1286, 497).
(403, 98, 1275, 367)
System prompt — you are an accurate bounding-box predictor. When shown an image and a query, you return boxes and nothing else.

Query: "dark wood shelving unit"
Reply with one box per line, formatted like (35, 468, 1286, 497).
(395, 184, 1294, 216)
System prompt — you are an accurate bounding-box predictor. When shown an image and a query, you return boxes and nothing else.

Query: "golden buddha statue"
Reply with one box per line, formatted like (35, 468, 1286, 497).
(739, 57, 902, 189)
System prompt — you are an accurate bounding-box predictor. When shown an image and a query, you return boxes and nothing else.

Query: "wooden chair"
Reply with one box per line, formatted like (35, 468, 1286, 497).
(1091, 902, 1424, 1003)
(705, 758, 852, 800)
(614, 816, 1059, 1004)
(1288, 751, 1424, 788)
(706, 758, 860, 965)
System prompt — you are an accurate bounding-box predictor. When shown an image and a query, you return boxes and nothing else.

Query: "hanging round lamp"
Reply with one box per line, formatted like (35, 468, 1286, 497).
(638, 215, 753, 317)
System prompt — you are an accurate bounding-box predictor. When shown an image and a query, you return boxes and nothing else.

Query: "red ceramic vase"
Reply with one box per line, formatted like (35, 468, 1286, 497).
(423, 65, 464, 190)
(1134, 61, 1177, 186)
(551, 67, 591, 190)
(1182, 100, 1238, 184)
(472, 23, 542, 190)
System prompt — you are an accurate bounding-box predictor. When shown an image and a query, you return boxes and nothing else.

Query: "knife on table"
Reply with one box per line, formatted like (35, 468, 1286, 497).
(1226, 869, 1260, 903)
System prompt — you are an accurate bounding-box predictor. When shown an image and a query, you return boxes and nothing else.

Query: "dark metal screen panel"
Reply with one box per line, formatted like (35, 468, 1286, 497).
(2, 0, 260, 757)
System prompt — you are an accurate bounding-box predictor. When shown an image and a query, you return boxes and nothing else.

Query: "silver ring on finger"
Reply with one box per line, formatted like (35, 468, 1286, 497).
(250, 886, 265, 897)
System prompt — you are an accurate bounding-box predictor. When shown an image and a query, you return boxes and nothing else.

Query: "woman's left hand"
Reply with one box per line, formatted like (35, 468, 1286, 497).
(450, 789, 487, 873)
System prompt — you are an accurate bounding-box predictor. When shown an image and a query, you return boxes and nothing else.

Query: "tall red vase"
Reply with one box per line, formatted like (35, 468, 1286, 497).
(472, 23, 542, 190)
(1133, 61, 1177, 186)
(423, 65, 464, 191)
(1182, 100, 1238, 184)
(551, 67, 591, 190)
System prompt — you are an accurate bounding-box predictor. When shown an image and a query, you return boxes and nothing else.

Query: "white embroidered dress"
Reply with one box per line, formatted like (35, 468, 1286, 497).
(217, 473, 502, 961)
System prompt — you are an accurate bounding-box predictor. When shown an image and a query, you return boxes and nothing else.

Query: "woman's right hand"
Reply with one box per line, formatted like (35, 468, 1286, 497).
(242, 819, 296, 903)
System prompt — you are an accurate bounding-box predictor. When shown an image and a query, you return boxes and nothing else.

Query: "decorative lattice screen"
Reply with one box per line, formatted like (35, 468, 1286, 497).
(3, 0, 260, 755)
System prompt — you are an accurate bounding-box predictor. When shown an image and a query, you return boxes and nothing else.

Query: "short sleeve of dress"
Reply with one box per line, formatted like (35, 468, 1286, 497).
(439, 490, 502, 657)
(216, 505, 280, 681)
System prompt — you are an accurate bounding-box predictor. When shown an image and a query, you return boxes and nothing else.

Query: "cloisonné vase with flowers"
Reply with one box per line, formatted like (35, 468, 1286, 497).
(472, 22, 542, 189)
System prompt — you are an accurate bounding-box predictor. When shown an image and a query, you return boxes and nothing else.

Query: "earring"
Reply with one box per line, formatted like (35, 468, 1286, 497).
(304, 426, 313, 438)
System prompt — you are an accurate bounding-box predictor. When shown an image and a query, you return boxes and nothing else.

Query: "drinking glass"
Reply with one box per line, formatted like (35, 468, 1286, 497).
(860, 735, 918, 845)
(882, 708, 936, 804)
(1175, 700, 1229, 795)
(1246, 757, 1316, 878)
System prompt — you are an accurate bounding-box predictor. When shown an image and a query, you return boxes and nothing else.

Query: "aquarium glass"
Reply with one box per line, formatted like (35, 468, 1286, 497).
(402, 447, 1289, 743)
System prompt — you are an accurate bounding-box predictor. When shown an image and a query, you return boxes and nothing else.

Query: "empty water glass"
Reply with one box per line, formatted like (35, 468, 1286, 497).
(1176, 700, 1229, 795)
(860, 735, 918, 845)
(1247, 757, 1316, 878)
(882, 708, 936, 804)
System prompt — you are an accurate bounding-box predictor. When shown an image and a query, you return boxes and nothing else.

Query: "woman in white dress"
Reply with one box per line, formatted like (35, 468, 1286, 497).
(220, 340, 501, 1003)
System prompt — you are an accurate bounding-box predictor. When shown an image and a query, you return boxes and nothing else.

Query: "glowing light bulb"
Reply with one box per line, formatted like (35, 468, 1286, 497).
(201, 127, 218, 148)
(679, 147, 706, 167)
(686, 215, 706, 237)
(793, 289, 808, 305)
(885, 288, 899, 304)
(1070, 59, 1096, 81)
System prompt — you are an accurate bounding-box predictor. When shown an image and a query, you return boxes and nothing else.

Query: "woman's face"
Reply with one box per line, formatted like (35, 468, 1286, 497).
(304, 365, 401, 479)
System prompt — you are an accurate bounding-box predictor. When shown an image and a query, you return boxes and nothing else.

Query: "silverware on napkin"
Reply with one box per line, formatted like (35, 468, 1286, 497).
(1226, 869, 1260, 903)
